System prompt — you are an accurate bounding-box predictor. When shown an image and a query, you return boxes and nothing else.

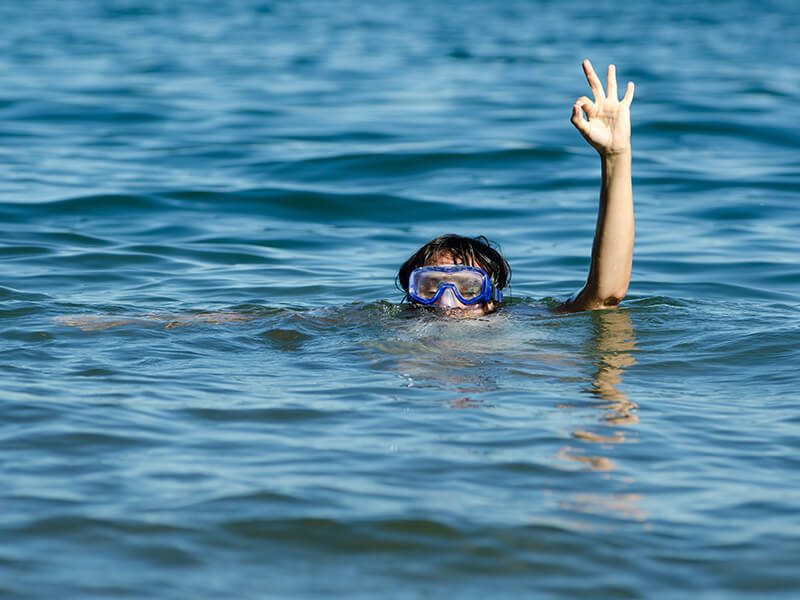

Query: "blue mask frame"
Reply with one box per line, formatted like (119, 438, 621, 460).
(407, 265, 502, 306)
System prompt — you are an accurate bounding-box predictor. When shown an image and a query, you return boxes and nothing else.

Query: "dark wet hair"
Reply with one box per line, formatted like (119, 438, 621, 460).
(396, 234, 511, 298)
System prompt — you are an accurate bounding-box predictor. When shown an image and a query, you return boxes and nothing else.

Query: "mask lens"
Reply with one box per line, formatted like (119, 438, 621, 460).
(450, 271, 484, 300)
(415, 273, 446, 299)
(409, 267, 488, 303)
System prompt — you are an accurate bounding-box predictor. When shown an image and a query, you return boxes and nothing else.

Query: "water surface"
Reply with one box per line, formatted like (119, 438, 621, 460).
(2, 1, 800, 598)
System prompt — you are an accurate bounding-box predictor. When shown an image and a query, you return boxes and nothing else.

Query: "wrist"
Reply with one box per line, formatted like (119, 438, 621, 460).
(600, 146, 631, 159)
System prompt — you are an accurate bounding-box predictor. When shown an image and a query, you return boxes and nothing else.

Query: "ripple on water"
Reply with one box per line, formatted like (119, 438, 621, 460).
(1, 0, 800, 597)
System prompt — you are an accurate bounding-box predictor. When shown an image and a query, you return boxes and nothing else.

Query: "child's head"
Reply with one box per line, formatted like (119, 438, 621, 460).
(397, 234, 511, 315)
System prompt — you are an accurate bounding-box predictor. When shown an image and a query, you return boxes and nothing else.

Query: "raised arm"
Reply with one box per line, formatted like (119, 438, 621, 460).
(559, 59, 635, 313)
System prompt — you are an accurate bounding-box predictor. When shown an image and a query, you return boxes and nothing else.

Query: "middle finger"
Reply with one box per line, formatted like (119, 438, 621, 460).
(607, 64, 618, 100)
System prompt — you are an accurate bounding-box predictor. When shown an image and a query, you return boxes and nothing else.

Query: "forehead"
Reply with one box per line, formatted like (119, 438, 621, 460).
(423, 252, 479, 268)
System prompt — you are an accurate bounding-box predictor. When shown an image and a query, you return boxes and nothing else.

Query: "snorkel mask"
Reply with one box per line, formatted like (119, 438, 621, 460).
(407, 265, 502, 307)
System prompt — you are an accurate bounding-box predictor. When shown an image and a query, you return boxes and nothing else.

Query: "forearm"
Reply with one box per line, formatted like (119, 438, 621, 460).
(567, 150, 634, 311)
(560, 60, 635, 313)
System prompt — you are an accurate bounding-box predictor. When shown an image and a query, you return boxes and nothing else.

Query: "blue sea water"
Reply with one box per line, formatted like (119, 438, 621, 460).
(2, 0, 800, 598)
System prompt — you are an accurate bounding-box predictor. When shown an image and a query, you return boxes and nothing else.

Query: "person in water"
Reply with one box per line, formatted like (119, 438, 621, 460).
(398, 59, 635, 316)
(59, 59, 633, 331)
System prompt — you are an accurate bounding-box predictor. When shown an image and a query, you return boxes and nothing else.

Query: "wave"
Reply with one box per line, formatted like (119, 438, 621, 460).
(0, 187, 528, 225)
(254, 147, 569, 180)
(639, 119, 799, 148)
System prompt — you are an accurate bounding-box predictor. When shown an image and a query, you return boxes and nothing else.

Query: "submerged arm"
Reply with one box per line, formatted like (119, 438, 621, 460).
(559, 60, 635, 312)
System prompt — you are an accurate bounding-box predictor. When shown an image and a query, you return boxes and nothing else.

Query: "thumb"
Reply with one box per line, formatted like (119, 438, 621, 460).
(570, 104, 590, 136)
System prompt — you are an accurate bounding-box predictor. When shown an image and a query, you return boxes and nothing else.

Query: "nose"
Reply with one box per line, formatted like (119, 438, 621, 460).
(433, 286, 463, 309)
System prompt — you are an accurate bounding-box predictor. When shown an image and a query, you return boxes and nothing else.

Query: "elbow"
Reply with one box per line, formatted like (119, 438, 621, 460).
(599, 285, 628, 309)
(580, 294, 624, 311)
(558, 285, 628, 313)
(600, 295, 623, 309)
(585, 285, 628, 311)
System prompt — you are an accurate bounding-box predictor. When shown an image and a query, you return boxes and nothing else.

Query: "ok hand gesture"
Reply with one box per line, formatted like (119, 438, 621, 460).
(571, 59, 635, 156)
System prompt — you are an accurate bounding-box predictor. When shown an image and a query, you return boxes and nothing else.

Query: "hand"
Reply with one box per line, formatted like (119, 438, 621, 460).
(571, 59, 634, 156)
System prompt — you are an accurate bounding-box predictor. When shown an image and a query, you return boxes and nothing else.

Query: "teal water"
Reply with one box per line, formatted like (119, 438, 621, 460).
(2, 1, 800, 598)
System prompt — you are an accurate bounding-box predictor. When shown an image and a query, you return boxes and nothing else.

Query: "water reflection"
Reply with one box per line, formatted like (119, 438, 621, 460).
(582, 309, 638, 425)
(558, 309, 645, 523)
(584, 309, 638, 426)
(561, 309, 638, 471)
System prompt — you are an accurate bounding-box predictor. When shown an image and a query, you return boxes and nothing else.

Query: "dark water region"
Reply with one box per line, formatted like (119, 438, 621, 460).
(2, 0, 800, 598)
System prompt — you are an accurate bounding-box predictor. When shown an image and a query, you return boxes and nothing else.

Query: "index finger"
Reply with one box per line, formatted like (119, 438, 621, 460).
(582, 59, 606, 102)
